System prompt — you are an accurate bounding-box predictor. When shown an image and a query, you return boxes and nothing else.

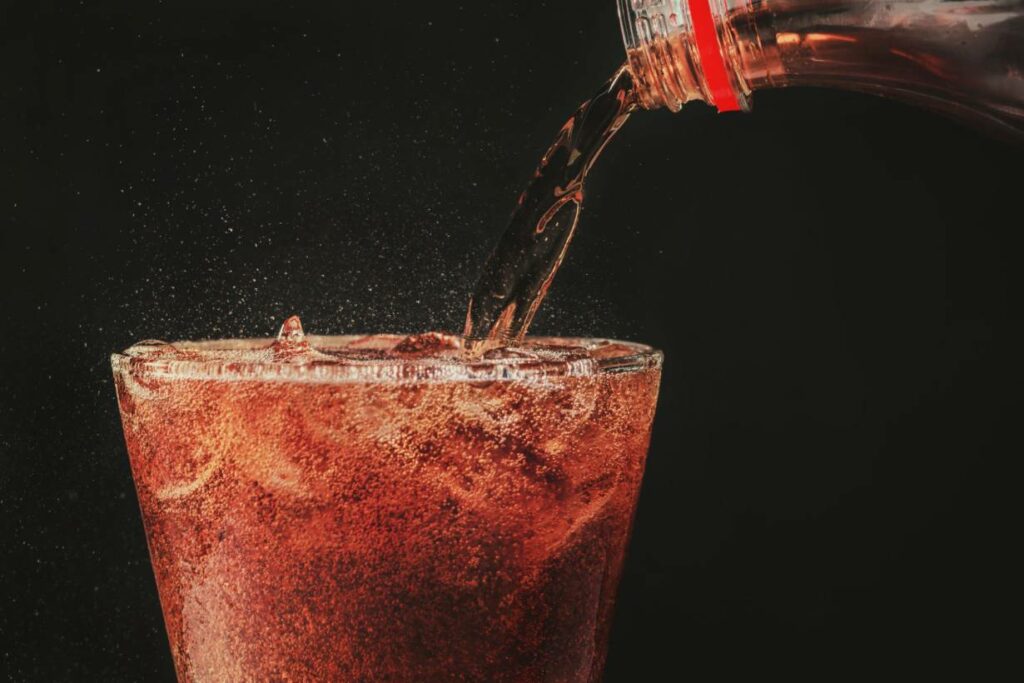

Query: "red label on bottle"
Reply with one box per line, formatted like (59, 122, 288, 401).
(687, 0, 741, 112)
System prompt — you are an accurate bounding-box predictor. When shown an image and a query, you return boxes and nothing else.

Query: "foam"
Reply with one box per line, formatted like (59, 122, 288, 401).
(112, 329, 661, 384)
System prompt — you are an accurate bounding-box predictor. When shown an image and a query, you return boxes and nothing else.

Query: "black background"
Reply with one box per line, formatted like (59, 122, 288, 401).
(2, 1, 1021, 680)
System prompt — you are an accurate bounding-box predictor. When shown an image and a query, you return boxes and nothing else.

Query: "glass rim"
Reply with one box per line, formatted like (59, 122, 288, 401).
(111, 335, 663, 384)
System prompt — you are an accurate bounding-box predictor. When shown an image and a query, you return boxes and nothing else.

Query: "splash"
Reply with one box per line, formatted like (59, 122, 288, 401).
(464, 66, 637, 344)
(276, 315, 306, 344)
(271, 315, 319, 363)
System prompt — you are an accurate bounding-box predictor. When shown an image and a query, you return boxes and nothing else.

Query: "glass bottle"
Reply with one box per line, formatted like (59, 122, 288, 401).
(618, 0, 1024, 136)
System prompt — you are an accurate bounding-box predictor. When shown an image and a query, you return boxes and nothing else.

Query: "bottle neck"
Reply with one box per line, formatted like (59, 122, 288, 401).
(619, 0, 1024, 135)
(618, 0, 771, 112)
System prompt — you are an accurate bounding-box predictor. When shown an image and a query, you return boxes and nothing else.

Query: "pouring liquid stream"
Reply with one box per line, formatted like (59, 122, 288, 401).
(464, 64, 637, 347)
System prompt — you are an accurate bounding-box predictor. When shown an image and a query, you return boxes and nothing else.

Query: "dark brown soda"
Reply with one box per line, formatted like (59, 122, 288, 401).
(113, 330, 661, 682)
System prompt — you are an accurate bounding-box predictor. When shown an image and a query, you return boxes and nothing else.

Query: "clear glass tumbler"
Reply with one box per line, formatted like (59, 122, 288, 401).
(112, 330, 662, 682)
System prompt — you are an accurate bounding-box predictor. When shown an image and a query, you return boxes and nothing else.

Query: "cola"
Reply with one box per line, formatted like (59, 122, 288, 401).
(113, 319, 661, 682)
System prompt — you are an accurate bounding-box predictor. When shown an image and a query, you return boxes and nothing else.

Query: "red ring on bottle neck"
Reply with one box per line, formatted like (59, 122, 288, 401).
(686, 0, 741, 112)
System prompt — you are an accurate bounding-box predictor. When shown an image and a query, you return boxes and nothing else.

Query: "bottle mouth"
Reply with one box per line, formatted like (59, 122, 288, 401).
(617, 0, 748, 112)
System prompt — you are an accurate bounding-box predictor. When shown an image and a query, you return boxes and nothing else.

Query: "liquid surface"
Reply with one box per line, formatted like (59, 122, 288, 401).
(113, 317, 662, 682)
(464, 66, 636, 343)
(115, 316, 660, 384)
